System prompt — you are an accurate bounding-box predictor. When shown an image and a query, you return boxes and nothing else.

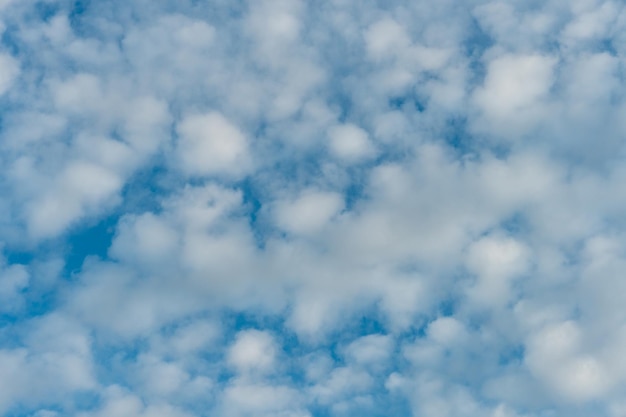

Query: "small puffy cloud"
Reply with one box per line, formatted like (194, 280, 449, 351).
(176, 112, 251, 178)
(132, 354, 192, 397)
(364, 17, 411, 60)
(0, 314, 96, 414)
(227, 330, 278, 375)
(245, 0, 302, 50)
(286, 293, 341, 340)
(273, 189, 344, 235)
(27, 161, 123, 239)
(525, 320, 612, 402)
(109, 212, 179, 266)
(466, 235, 530, 280)
(561, 1, 619, 45)
(426, 317, 468, 346)
(342, 334, 393, 368)
(473, 53, 557, 138)
(327, 124, 377, 162)
(465, 234, 530, 306)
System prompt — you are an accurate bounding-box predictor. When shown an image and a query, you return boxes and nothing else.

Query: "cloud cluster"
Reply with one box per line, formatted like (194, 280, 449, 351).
(1, 0, 626, 416)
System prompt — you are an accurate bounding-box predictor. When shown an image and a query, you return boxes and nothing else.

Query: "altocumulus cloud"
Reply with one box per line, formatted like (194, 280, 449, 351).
(1, 0, 626, 416)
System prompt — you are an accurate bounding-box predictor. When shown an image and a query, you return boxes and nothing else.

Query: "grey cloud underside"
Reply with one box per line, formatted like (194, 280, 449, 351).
(1, 0, 626, 416)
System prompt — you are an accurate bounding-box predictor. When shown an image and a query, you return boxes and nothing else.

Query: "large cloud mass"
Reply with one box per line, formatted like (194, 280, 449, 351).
(1, 0, 626, 416)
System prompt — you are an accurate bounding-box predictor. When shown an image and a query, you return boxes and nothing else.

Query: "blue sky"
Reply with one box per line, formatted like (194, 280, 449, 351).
(1, 0, 626, 416)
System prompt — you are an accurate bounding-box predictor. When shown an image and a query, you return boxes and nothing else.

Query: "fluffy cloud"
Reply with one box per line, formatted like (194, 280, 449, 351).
(473, 53, 557, 139)
(1, 0, 626, 416)
(272, 189, 345, 235)
(176, 112, 251, 178)
(327, 123, 377, 163)
(227, 330, 278, 375)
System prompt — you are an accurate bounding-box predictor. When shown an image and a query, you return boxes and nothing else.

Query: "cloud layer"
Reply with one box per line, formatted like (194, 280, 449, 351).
(1, 0, 626, 416)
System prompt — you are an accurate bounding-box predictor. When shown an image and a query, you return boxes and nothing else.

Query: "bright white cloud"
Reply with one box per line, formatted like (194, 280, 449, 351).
(473, 53, 557, 138)
(465, 234, 530, 307)
(327, 123, 377, 162)
(227, 330, 278, 375)
(176, 112, 251, 178)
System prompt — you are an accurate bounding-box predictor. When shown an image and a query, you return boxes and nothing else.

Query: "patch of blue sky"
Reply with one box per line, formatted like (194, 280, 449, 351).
(462, 17, 494, 81)
(120, 164, 176, 215)
(0, 28, 21, 58)
(387, 94, 426, 113)
(34, 1, 64, 22)
(64, 213, 118, 273)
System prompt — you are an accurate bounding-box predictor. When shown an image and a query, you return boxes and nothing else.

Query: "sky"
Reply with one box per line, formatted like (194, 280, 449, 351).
(0, 0, 626, 416)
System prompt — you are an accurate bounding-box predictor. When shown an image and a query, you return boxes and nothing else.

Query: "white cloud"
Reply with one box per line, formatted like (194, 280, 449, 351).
(67, 262, 197, 339)
(364, 18, 411, 60)
(176, 112, 251, 178)
(27, 161, 123, 239)
(77, 385, 195, 417)
(3, 0, 626, 416)
(109, 212, 179, 267)
(286, 292, 340, 339)
(309, 366, 374, 405)
(561, 1, 619, 45)
(227, 330, 278, 376)
(132, 354, 192, 397)
(342, 334, 393, 368)
(0, 260, 28, 313)
(0, 53, 19, 95)
(220, 381, 309, 417)
(162, 320, 221, 356)
(273, 189, 344, 235)
(426, 317, 468, 346)
(465, 234, 530, 307)
(327, 123, 377, 162)
(473, 53, 557, 138)
(525, 320, 612, 402)
(0, 314, 96, 415)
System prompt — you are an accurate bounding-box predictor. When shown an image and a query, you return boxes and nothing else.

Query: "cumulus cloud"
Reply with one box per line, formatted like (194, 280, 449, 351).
(327, 123, 377, 163)
(176, 112, 251, 178)
(1, 0, 626, 416)
(227, 330, 278, 376)
(273, 189, 345, 235)
(473, 53, 557, 139)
